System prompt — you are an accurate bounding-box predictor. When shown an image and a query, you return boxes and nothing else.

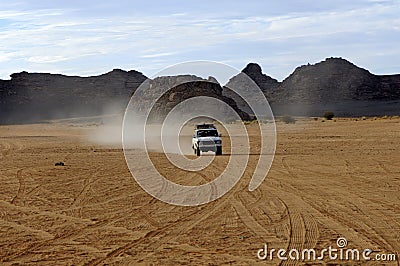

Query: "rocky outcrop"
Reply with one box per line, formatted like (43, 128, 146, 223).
(132, 75, 250, 122)
(1, 57, 400, 124)
(223, 63, 279, 115)
(270, 58, 399, 103)
(268, 58, 400, 116)
(0, 69, 147, 124)
(241, 63, 280, 92)
(226, 58, 400, 117)
(0, 71, 250, 124)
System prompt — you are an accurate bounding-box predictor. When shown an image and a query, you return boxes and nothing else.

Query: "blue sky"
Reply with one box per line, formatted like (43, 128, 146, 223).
(0, 0, 399, 80)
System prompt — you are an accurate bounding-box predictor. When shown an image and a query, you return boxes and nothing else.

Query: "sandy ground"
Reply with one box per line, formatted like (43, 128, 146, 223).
(0, 118, 399, 265)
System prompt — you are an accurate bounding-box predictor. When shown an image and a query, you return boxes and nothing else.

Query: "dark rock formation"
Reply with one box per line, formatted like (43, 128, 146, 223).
(226, 58, 400, 117)
(223, 63, 279, 115)
(268, 58, 400, 116)
(0, 71, 250, 124)
(271, 58, 400, 103)
(0, 69, 147, 124)
(2, 57, 400, 124)
(241, 63, 280, 92)
(132, 75, 250, 122)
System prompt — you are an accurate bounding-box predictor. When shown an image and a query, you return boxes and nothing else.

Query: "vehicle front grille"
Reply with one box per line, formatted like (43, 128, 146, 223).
(200, 141, 215, 146)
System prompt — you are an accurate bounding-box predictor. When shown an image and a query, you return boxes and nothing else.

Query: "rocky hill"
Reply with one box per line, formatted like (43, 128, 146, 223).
(271, 58, 400, 103)
(131, 75, 250, 122)
(223, 63, 279, 115)
(0, 71, 249, 124)
(240, 63, 279, 92)
(226, 58, 400, 117)
(0, 69, 147, 124)
(1, 57, 400, 124)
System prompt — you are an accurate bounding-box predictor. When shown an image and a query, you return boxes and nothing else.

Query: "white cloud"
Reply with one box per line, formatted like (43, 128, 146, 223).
(0, 1, 399, 79)
(141, 52, 176, 58)
(27, 55, 70, 63)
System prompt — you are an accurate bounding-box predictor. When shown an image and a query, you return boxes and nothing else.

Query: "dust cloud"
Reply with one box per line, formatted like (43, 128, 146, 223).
(87, 108, 196, 155)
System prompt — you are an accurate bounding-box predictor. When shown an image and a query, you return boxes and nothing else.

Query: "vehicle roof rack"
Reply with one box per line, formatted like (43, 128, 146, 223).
(196, 123, 216, 129)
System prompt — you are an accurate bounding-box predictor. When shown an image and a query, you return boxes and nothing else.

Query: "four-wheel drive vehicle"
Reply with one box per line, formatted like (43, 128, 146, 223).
(192, 124, 222, 156)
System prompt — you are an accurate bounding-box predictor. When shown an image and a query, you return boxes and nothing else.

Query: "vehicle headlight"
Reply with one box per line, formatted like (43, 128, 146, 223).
(214, 140, 221, 144)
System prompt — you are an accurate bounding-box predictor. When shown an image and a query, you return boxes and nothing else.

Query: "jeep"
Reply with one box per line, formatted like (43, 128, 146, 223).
(192, 124, 222, 156)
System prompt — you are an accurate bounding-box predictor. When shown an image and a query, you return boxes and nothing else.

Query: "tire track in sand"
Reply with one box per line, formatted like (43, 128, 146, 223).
(232, 188, 280, 242)
(279, 157, 320, 266)
(1, 207, 142, 263)
(84, 157, 242, 266)
(271, 157, 397, 264)
(84, 200, 230, 266)
(279, 200, 305, 266)
(69, 174, 100, 217)
(197, 172, 218, 203)
(0, 141, 12, 159)
(10, 169, 25, 206)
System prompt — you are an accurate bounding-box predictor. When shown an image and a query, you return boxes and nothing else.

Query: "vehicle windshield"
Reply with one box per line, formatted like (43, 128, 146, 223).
(197, 130, 218, 137)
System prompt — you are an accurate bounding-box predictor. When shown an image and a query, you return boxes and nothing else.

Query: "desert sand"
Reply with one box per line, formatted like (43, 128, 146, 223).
(0, 118, 399, 265)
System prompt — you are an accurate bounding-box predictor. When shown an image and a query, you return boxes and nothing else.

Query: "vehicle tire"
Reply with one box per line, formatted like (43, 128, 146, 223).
(216, 146, 222, 155)
(196, 147, 201, 156)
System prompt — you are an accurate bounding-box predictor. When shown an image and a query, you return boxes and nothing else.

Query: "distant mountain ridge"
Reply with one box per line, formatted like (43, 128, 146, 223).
(1, 57, 400, 124)
(225, 58, 400, 117)
(0, 69, 147, 124)
(271, 58, 400, 103)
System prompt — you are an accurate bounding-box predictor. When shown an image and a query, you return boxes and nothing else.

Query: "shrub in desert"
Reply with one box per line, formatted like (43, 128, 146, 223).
(281, 115, 296, 124)
(323, 111, 335, 120)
